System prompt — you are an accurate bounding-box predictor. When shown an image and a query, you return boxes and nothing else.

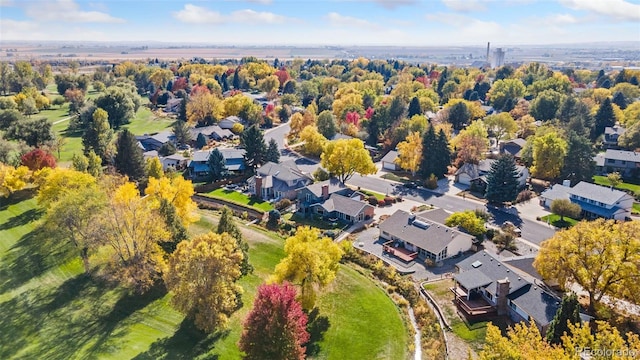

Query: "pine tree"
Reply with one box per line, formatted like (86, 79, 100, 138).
(114, 129, 146, 182)
(408, 96, 422, 117)
(265, 138, 280, 164)
(485, 154, 519, 204)
(546, 292, 581, 345)
(217, 206, 253, 275)
(612, 91, 627, 110)
(158, 198, 188, 255)
(241, 125, 267, 171)
(196, 132, 207, 149)
(233, 68, 241, 90)
(561, 132, 595, 186)
(591, 97, 615, 140)
(178, 97, 187, 122)
(419, 126, 451, 179)
(207, 148, 227, 182)
(172, 120, 191, 146)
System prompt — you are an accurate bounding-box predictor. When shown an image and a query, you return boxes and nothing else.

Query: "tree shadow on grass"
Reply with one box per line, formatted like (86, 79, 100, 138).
(133, 318, 226, 360)
(305, 307, 330, 357)
(0, 226, 75, 295)
(0, 208, 44, 230)
(0, 188, 37, 211)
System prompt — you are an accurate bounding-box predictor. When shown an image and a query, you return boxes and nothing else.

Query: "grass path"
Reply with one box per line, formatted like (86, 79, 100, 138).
(0, 199, 409, 359)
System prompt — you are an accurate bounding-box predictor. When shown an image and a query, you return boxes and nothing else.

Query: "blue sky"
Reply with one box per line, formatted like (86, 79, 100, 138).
(1, 0, 639, 45)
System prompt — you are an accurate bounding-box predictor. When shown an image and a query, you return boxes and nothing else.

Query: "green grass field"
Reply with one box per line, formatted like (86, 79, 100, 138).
(203, 188, 274, 213)
(593, 176, 640, 196)
(358, 188, 387, 200)
(540, 214, 579, 228)
(0, 197, 408, 359)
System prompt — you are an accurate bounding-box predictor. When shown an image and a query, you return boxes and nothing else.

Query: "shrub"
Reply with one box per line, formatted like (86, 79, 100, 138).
(368, 195, 378, 206)
(474, 208, 491, 221)
(516, 189, 534, 203)
(425, 173, 438, 189)
(377, 199, 386, 207)
(275, 198, 291, 211)
(485, 228, 496, 240)
(384, 196, 395, 205)
(231, 122, 244, 134)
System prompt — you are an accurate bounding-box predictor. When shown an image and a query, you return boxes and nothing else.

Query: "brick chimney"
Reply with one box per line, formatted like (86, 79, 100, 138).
(496, 277, 510, 315)
(255, 176, 263, 199)
(322, 184, 329, 200)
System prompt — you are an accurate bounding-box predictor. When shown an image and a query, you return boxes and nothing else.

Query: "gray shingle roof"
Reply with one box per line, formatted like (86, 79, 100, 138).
(456, 251, 529, 296)
(218, 148, 245, 160)
(503, 257, 543, 282)
(380, 150, 399, 164)
(570, 181, 629, 206)
(192, 150, 211, 162)
(303, 178, 350, 198)
(416, 208, 452, 225)
(605, 149, 640, 163)
(315, 194, 371, 217)
(540, 184, 571, 201)
(508, 284, 560, 327)
(379, 210, 474, 255)
(454, 269, 493, 290)
(188, 125, 234, 140)
(257, 162, 309, 182)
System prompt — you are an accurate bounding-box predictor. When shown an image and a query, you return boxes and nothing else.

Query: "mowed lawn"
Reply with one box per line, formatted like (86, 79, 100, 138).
(203, 188, 274, 213)
(0, 198, 408, 359)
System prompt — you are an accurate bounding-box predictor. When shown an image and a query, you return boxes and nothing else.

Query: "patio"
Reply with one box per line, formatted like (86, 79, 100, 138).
(382, 240, 418, 262)
(450, 286, 495, 316)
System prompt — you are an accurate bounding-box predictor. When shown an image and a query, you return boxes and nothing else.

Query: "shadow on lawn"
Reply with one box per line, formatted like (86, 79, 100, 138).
(0, 189, 37, 211)
(0, 226, 75, 295)
(0, 208, 44, 230)
(306, 307, 330, 356)
(134, 319, 225, 360)
(0, 277, 167, 360)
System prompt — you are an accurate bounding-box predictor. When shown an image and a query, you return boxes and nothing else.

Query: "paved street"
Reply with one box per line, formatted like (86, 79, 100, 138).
(264, 123, 318, 174)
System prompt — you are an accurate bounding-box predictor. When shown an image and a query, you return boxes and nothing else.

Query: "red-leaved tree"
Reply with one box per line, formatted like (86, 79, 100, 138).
(364, 107, 374, 120)
(171, 77, 188, 93)
(274, 68, 290, 88)
(239, 282, 310, 360)
(345, 111, 360, 127)
(21, 149, 56, 170)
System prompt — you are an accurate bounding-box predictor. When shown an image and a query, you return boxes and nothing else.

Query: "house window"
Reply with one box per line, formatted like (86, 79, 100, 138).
(486, 292, 493, 301)
(345, 214, 351, 221)
(621, 161, 626, 165)
(607, 159, 615, 163)
(305, 194, 311, 202)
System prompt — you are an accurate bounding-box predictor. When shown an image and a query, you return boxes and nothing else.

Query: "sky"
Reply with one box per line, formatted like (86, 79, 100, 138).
(1, 0, 639, 46)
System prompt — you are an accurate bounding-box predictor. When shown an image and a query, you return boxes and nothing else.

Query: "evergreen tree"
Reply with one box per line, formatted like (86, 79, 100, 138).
(485, 154, 519, 204)
(158, 198, 188, 255)
(546, 292, 581, 345)
(561, 132, 595, 186)
(437, 67, 448, 98)
(172, 120, 190, 146)
(178, 97, 187, 122)
(591, 97, 615, 140)
(448, 101, 470, 130)
(217, 206, 253, 275)
(408, 96, 422, 117)
(233, 68, 241, 90)
(419, 126, 451, 179)
(241, 125, 267, 171)
(207, 148, 227, 182)
(265, 138, 280, 163)
(196, 132, 207, 149)
(612, 91, 627, 110)
(114, 129, 146, 182)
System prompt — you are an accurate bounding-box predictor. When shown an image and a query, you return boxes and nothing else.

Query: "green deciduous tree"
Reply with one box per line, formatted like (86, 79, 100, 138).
(485, 154, 520, 204)
(487, 78, 526, 111)
(316, 110, 338, 139)
(217, 206, 253, 276)
(94, 86, 137, 129)
(164, 232, 243, 332)
(448, 101, 471, 131)
(82, 108, 113, 160)
(145, 157, 163, 179)
(484, 112, 517, 143)
(530, 89, 565, 122)
(444, 210, 486, 237)
(321, 138, 376, 183)
(550, 199, 581, 221)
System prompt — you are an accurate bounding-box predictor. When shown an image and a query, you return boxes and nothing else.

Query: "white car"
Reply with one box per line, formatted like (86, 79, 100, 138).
(503, 221, 522, 235)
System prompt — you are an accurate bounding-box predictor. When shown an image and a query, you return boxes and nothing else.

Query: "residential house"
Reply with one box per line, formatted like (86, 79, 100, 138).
(189, 125, 235, 143)
(539, 180, 633, 220)
(603, 126, 625, 149)
(455, 159, 529, 189)
(499, 138, 527, 160)
(452, 251, 561, 335)
(378, 209, 474, 263)
(596, 149, 640, 178)
(219, 116, 241, 130)
(248, 161, 312, 200)
(219, 148, 246, 172)
(187, 148, 246, 180)
(187, 150, 212, 180)
(136, 131, 175, 152)
(380, 150, 400, 171)
(296, 178, 375, 223)
(164, 98, 182, 113)
(160, 153, 189, 171)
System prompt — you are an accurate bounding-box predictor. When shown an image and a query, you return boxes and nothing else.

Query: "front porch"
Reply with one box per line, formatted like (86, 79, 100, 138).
(450, 286, 495, 316)
(383, 240, 418, 263)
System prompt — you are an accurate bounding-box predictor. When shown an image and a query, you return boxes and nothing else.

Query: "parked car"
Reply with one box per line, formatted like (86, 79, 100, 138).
(503, 221, 522, 235)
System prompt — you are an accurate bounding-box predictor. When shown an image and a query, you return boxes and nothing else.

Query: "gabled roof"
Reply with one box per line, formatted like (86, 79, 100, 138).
(416, 208, 452, 225)
(456, 251, 530, 296)
(162, 153, 188, 161)
(503, 257, 543, 282)
(503, 138, 527, 147)
(508, 284, 560, 328)
(570, 181, 630, 206)
(380, 150, 399, 164)
(257, 161, 309, 182)
(604, 126, 625, 136)
(379, 210, 474, 255)
(301, 178, 350, 198)
(314, 193, 371, 217)
(218, 148, 245, 160)
(192, 150, 211, 162)
(189, 125, 234, 140)
(455, 163, 480, 178)
(605, 149, 640, 163)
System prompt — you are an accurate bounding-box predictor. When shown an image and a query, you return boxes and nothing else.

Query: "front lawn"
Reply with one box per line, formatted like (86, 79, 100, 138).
(287, 213, 346, 231)
(357, 188, 387, 200)
(202, 188, 274, 213)
(540, 214, 579, 228)
(633, 202, 640, 215)
(593, 176, 640, 197)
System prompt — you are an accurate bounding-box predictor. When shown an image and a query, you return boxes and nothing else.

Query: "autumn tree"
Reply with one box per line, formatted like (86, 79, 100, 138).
(217, 206, 252, 275)
(299, 126, 327, 157)
(444, 211, 486, 237)
(100, 181, 170, 293)
(485, 154, 519, 204)
(321, 138, 376, 183)
(534, 219, 640, 314)
(484, 112, 517, 143)
(241, 125, 267, 171)
(607, 171, 622, 188)
(164, 232, 243, 332)
(82, 108, 113, 160)
(395, 131, 422, 176)
(531, 130, 567, 180)
(114, 129, 146, 183)
(0, 165, 30, 198)
(144, 176, 198, 227)
(452, 120, 488, 165)
(265, 138, 280, 164)
(145, 157, 163, 179)
(37, 168, 97, 208)
(187, 92, 223, 126)
(550, 199, 581, 221)
(272, 226, 343, 309)
(20, 149, 56, 170)
(487, 78, 526, 111)
(239, 282, 310, 360)
(316, 110, 338, 139)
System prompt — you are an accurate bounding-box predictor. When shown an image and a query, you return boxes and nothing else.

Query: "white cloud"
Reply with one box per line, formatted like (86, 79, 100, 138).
(246, 0, 273, 4)
(174, 4, 289, 25)
(23, 0, 125, 23)
(425, 12, 503, 42)
(326, 12, 379, 29)
(559, 0, 640, 21)
(543, 13, 579, 25)
(441, 0, 488, 12)
(0, 0, 14, 6)
(371, 0, 416, 9)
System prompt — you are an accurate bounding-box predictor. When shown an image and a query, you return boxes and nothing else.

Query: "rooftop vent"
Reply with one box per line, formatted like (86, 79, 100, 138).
(408, 214, 416, 224)
(412, 220, 430, 230)
(471, 260, 482, 268)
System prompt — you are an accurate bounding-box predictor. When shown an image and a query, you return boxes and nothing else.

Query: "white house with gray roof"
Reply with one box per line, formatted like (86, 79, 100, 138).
(248, 161, 312, 200)
(378, 209, 474, 263)
(596, 149, 640, 178)
(540, 181, 633, 220)
(452, 251, 564, 335)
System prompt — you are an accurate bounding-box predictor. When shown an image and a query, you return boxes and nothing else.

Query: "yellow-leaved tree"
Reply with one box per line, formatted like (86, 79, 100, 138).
(164, 232, 244, 333)
(144, 176, 199, 227)
(36, 168, 96, 207)
(0, 165, 30, 197)
(396, 131, 422, 176)
(271, 226, 343, 309)
(534, 219, 640, 315)
(299, 126, 327, 157)
(321, 138, 377, 183)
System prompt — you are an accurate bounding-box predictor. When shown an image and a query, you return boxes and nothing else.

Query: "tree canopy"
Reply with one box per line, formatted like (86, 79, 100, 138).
(320, 138, 376, 183)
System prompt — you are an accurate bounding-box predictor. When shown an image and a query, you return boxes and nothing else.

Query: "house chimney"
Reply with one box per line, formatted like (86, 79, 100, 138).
(562, 179, 571, 187)
(255, 176, 263, 199)
(322, 184, 329, 200)
(496, 277, 510, 316)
